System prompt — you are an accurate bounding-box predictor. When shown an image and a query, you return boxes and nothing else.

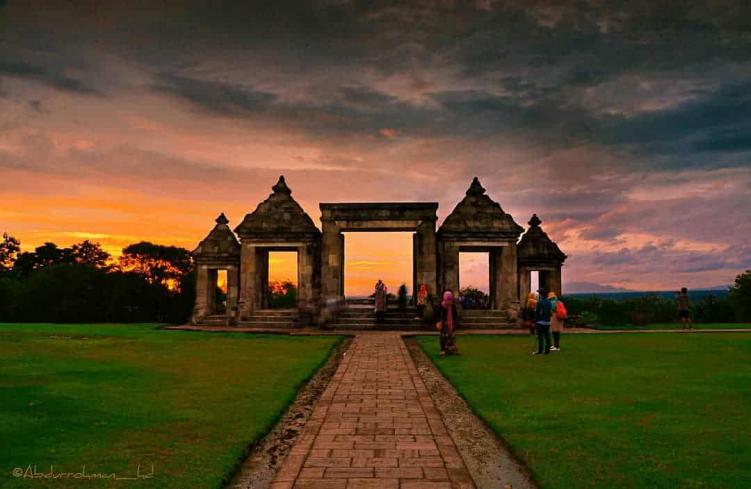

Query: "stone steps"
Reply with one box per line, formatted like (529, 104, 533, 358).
(456, 309, 520, 329)
(329, 305, 424, 330)
(238, 309, 299, 328)
(201, 315, 235, 326)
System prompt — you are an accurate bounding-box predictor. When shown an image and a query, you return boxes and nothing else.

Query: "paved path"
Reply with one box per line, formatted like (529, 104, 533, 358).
(270, 332, 475, 489)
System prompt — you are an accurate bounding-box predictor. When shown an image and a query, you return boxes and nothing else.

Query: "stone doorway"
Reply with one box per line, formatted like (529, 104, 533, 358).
(212, 269, 228, 314)
(264, 250, 298, 309)
(319, 202, 438, 321)
(458, 251, 491, 309)
(343, 231, 414, 301)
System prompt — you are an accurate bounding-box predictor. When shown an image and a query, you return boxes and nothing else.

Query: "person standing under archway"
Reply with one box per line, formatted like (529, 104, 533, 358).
(374, 279, 387, 323)
(439, 290, 459, 355)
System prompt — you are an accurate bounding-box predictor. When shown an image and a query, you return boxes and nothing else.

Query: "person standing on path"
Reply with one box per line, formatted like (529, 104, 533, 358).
(534, 288, 553, 355)
(415, 283, 429, 319)
(439, 289, 459, 355)
(547, 291, 564, 351)
(677, 287, 692, 330)
(374, 279, 387, 323)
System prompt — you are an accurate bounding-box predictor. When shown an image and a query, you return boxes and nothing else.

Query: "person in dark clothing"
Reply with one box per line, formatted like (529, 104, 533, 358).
(677, 287, 692, 330)
(534, 288, 553, 355)
(439, 290, 459, 356)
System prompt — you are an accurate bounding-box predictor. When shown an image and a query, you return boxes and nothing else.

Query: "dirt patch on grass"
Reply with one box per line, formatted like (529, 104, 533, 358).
(405, 337, 538, 489)
(226, 337, 352, 489)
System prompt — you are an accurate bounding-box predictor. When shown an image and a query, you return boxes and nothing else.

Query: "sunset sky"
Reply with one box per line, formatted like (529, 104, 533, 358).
(1, 1, 750, 293)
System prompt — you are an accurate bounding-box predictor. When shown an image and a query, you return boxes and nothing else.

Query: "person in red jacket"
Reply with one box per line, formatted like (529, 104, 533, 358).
(548, 291, 565, 351)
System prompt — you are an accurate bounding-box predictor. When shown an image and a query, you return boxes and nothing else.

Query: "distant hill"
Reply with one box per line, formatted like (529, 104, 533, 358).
(566, 282, 633, 293)
(566, 289, 729, 301)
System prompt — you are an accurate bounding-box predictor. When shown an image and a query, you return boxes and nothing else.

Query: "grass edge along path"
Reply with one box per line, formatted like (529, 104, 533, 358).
(591, 322, 751, 330)
(0, 323, 343, 489)
(415, 333, 751, 489)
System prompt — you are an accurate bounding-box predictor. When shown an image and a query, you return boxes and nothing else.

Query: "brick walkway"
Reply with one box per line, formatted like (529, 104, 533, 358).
(270, 332, 475, 489)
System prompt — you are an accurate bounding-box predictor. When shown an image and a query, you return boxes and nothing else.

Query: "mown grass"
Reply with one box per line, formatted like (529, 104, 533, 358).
(0, 323, 341, 489)
(416, 333, 751, 489)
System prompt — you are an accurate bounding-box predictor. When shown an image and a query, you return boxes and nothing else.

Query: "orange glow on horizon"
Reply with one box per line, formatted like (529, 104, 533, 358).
(269, 251, 298, 285)
(344, 232, 413, 297)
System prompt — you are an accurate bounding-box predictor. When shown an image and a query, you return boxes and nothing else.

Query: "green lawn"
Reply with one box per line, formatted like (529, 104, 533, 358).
(0, 323, 341, 489)
(593, 322, 751, 330)
(416, 334, 751, 489)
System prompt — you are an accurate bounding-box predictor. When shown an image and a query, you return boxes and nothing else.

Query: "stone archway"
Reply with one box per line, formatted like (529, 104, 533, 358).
(319, 203, 438, 321)
(437, 178, 524, 319)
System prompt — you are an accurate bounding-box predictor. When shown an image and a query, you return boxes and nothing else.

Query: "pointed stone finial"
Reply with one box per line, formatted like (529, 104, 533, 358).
(466, 177, 486, 196)
(272, 175, 292, 194)
(528, 214, 541, 227)
(215, 213, 229, 225)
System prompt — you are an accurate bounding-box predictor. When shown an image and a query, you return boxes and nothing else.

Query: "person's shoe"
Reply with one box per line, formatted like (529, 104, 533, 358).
(550, 346, 560, 351)
(439, 351, 446, 356)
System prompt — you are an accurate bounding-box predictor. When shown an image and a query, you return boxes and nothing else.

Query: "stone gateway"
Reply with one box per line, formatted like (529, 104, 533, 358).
(191, 176, 566, 327)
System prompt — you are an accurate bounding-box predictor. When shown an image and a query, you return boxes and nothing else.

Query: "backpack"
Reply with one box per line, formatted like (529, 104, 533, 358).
(555, 300, 568, 320)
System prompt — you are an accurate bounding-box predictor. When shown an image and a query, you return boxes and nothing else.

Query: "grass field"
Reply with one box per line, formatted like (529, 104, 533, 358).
(416, 333, 751, 489)
(592, 322, 751, 330)
(0, 323, 341, 489)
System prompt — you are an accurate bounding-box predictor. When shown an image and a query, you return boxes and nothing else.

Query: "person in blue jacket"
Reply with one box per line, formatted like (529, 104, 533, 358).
(533, 287, 553, 355)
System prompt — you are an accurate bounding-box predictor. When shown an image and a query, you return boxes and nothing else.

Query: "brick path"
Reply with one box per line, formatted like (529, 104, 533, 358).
(270, 332, 475, 489)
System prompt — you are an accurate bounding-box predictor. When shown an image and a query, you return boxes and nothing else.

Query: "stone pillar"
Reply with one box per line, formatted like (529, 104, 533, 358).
(226, 264, 239, 318)
(191, 264, 210, 322)
(320, 221, 343, 320)
(547, 267, 562, 297)
(416, 221, 438, 298)
(238, 243, 256, 319)
(412, 233, 418, 301)
(207, 268, 218, 314)
(538, 270, 550, 294)
(490, 248, 503, 309)
(339, 233, 345, 297)
(257, 249, 269, 309)
(518, 266, 531, 302)
(297, 243, 317, 325)
(441, 241, 460, 296)
(500, 243, 519, 317)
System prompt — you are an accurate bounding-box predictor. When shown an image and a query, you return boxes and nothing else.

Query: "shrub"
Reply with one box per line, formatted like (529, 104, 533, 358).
(729, 270, 751, 322)
(267, 281, 297, 309)
(459, 286, 489, 309)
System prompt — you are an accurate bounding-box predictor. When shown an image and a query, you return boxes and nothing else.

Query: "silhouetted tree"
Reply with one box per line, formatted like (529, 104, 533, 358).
(267, 281, 297, 309)
(71, 240, 111, 268)
(13, 242, 75, 276)
(119, 241, 193, 291)
(729, 270, 751, 322)
(0, 232, 20, 274)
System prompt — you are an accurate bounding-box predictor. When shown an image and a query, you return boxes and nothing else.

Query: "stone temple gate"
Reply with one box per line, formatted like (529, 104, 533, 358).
(191, 176, 566, 327)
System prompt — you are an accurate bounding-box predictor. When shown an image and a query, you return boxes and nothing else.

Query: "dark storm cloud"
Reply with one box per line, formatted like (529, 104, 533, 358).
(0, 60, 100, 95)
(153, 72, 438, 137)
(4, 1, 751, 161)
(595, 81, 751, 155)
(154, 74, 277, 116)
(587, 243, 751, 274)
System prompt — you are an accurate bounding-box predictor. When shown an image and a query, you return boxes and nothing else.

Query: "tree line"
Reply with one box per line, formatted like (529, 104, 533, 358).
(564, 272, 751, 326)
(0, 232, 194, 324)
